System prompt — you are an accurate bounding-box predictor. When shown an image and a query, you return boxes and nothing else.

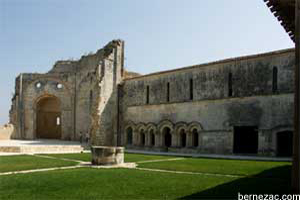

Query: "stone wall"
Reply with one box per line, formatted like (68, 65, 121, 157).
(0, 124, 15, 140)
(9, 40, 124, 146)
(121, 48, 294, 155)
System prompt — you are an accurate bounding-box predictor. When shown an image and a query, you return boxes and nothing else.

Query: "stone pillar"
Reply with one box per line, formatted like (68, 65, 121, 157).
(257, 130, 265, 155)
(155, 133, 160, 148)
(171, 131, 177, 148)
(294, 0, 300, 193)
(133, 130, 138, 146)
(186, 131, 192, 147)
(145, 133, 149, 147)
(90, 40, 125, 165)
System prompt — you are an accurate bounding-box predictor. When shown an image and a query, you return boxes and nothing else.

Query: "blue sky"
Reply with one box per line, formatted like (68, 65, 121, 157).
(0, 0, 294, 125)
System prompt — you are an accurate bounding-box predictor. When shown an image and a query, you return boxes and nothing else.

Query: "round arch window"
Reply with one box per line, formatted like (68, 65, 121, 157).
(36, 82, 42, 88)
(56, 83, 63, 89)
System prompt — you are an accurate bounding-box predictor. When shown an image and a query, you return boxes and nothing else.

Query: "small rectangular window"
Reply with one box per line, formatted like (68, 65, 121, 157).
(190, 79, 193, 100)
(228, 73, 233, 97)
(56, 117, 61, 126)
(167, 82, 170, 102)
(146, 85, 150, 104)
(273, 67, 278, 93)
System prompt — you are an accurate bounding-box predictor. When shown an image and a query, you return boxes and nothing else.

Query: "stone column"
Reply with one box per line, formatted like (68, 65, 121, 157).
(145, 132, 149, 147)
(257, 130, 265, 155)
(171, 131, 177, 148)
(154, 133, 160, 148)
(186, 131, 192, 147)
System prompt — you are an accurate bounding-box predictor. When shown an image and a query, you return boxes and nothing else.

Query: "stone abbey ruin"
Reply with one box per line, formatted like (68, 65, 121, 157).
(9, 40, 294, 157)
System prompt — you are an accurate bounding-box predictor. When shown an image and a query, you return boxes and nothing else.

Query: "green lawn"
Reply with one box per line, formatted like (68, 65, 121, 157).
(0, 153, 292, 199)
(0, 168, 291, 200)
(46, 152, 176, 163)
(138, 158, 292, 179)
(0, 155, 77, 173)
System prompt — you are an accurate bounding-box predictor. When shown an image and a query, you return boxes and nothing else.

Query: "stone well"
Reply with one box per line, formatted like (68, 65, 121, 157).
(91, 146, 124, 165)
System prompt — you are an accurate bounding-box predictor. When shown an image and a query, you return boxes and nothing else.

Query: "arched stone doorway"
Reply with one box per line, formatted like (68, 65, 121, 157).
(36, 96, 61, 139)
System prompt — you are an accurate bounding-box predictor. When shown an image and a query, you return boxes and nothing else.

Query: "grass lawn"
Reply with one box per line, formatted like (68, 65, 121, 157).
(0, 153, 292, 199)
(138, 157, 292, 179)
(0, 155, 78, 173)
(46, 152, 176, 163)
(0, 168, 291, 200)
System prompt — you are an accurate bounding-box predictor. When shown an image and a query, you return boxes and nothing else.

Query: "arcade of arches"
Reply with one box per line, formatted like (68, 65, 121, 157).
(125, 122, 293, 157)
(125, 122, 202, 149)
(36, 96, 61, 139)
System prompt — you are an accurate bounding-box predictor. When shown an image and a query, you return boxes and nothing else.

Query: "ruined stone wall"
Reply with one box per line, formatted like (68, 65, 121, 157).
(9, 73, 75, 140)
(121, 48, 294, 155)
(10, 40, 124, 145)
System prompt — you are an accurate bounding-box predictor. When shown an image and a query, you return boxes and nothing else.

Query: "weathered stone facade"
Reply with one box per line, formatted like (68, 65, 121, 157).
(9, 40, 124, 146)
(9, 40, 295, 156)
(120, 48, 294, 156)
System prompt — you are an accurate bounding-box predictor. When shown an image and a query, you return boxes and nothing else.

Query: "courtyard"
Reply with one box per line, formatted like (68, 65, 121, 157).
(0, 152, 292, 199)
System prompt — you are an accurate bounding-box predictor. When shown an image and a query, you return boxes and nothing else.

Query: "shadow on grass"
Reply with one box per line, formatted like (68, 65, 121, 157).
(181, 165, 292, 200)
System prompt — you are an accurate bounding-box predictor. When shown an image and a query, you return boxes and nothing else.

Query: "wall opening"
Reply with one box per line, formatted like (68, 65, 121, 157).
(56, 117, 61, 126)
(233, 126, 258, 154)
(150, 129, 155, 146)
(228, 72, 233, 97)
(126, 127, 133, 145)
(273, 67, 278, 93)
(146, 85, 150, 104)
(140, 129, 145, 146)
(180, 129, 186, 147)
(190, 79, 193, 100)
(163, 127, 172, 148)
(36, 96, 61, 139)
(277, 131, 293, 157)
(192, 129, 199, 147)
(167, 82, 170, 102)
(89, 90, 93, 114)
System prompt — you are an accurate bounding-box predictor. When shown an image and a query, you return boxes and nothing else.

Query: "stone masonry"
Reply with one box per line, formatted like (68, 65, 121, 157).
(9, 40, 295, 157)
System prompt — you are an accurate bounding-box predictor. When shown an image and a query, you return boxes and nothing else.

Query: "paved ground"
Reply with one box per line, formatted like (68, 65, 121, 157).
(126, 149, 292, 162)
(0, 139, 88, 155)
(0, 140, 292, 162)
(0, 139, 82, 146)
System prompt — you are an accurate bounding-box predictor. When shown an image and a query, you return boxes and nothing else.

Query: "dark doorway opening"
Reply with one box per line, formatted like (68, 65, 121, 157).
(180, 130, 186, 147)
(140, 130, 145, 146)
(126, 127, 133, 145)
(233, 126, 258, 154)
(277, 131, 293, 157)
(192, 129, 199, 147)
(150, 130, 155, 146)
(163, 127, 172, 148)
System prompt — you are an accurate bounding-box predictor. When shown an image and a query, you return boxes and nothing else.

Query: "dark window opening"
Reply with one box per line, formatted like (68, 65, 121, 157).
(192, 129, 199, 147)
(228, 73, 233, 97)
(167, 82, 170, 102)
(233, 126, 258, 154)
(180, 130, 186, 147)
(150, 130, 155, 146)
(273, 67, 278, 93)
(146, 85, 150, 104)
(163, 127, 172, 148)
(140, 130, 145, 146)
(190, 79, 194, 100)
(126, 127, 133, 145)
(277, 131, 293, 157)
